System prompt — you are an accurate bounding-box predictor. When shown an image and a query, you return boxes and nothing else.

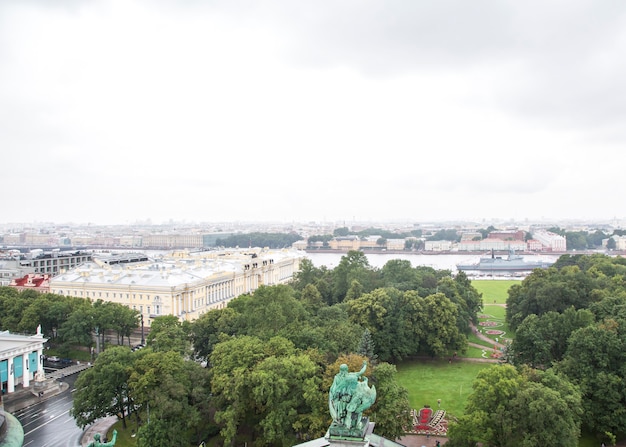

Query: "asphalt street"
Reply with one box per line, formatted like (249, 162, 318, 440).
(13, 374, 84, 447)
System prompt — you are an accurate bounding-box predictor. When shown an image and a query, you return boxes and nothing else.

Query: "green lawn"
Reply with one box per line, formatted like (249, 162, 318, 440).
(396, 359, 604, 446)
(106, 419, 139, 447)
(471, 279, 519, 304)
(396, 359, 492, 419)
(465, 345, 490, 358)
(45, 347, 92, 362)
(472, 281, 515, 345)
(481, 304, 506, 320)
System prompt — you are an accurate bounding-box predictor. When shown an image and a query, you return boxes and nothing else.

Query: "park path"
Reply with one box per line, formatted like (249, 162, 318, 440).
(471, 323, 506, 350)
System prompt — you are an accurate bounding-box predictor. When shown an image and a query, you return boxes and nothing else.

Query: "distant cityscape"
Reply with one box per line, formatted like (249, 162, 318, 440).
(1, 217, 623, 250)
(3, 217, 626, 262)
(2, 217, 624, 280)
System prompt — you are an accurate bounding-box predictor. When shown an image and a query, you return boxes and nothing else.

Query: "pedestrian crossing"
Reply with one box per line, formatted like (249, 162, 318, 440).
(44, 362, 92, 380)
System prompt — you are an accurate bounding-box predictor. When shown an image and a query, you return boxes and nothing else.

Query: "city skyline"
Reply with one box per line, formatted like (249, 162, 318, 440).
(2, 1, 625, 225)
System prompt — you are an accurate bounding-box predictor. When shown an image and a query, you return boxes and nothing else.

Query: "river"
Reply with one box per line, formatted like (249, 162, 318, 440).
(304, 251, 561, 273)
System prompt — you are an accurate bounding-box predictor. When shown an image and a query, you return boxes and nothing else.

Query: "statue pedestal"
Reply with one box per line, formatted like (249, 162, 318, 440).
(327, 419, 374, 447)
(0, 411, 24, 447)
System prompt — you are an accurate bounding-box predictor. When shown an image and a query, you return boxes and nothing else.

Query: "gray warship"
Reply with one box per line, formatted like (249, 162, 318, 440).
(456, 249, 554, 273)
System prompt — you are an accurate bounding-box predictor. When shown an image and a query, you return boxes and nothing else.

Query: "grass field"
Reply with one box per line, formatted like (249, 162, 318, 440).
(471, 279, 519, 304)
(395, 279, 602, 445)
(396, 359, 492, 419)
(472, 281, 515, 345)
(395, 359, 602, 447)
(106, 419, 138, 447)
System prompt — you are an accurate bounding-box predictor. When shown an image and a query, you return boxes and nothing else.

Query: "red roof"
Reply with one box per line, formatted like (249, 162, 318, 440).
(10, 274, 50, 291)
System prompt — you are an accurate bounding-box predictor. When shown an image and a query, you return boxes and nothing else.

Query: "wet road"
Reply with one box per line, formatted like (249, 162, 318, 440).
(14, 374, 84, 447)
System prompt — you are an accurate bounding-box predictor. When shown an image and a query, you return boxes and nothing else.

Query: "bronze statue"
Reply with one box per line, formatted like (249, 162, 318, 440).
(329, 361, 376, 433)
(86, 429, 117, 447)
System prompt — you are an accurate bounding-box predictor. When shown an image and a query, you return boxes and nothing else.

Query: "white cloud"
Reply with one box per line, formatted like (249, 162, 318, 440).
(2, 0, 626, 225)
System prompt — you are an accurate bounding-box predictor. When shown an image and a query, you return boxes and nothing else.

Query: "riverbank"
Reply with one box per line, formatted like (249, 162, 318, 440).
(305, 251, 564, 271)
(304, 249, 602, 255)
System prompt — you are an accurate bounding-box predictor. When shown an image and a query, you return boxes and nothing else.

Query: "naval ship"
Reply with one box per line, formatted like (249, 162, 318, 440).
(456, 249, 555, 273)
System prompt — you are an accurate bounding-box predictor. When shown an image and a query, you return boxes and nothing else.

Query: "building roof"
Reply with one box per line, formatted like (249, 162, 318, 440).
(50, 249, 304, 290)
(0, 330, 47, 357)
(10, 274, 50, 289)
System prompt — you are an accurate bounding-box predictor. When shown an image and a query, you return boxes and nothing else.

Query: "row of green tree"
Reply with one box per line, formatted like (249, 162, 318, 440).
(308, 225, 620, 250)
(66, 251, 482, 446)
(213, 232, 303, 249)
(16, 250, 626, 445)
(332, 227, 423, 239)
(547, 227, 613, 250)
(307, 227, 424, 249)
(448, 253, 626, 447)
(0, 288, 139, 354)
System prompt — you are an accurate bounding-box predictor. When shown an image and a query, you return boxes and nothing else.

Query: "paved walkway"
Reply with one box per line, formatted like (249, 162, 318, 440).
(3, 362, 93, 412)
(45, 361, 92, 379)
(81, 416, 118, 447)
(2, 378, 69, 414)
(398, 434, 447, 446)
(471, 322, 506, 349)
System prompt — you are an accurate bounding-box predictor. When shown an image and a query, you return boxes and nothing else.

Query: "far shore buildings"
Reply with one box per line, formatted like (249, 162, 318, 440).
(456, 230, 566, 252)
(48, 248, 304, 326)
(456, 239, 527, 252)
(531, 230, 567, 251)
(603, 235, 626, 250)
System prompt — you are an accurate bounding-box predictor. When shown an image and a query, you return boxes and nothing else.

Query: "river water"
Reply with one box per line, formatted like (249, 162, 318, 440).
(123, 248, 559, 276)
(304, 251, 561, 273)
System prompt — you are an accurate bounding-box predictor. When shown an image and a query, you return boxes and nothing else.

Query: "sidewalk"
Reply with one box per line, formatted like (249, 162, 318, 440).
(3, 362, 92, 414)
(81, 416, 118, 447)
(2, 379, 69, 414)
(398, 434, 447, 446)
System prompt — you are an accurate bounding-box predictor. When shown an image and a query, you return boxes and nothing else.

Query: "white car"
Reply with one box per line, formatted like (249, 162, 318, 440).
(47, 355, 61, 362)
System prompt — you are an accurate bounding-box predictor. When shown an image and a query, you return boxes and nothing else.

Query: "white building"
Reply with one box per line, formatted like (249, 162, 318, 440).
(532, 230, 567, 251)
(385, 239, 406, 250)
(49, 248, 304, 324)
(424, 240, 452, 252)
(604, 235, 626, 250)
(1, 327, 47, 395)
(0, 259, 35, 287)
(477, 239, 527, 252)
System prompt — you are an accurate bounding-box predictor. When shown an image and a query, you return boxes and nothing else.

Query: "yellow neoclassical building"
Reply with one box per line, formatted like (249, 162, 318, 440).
(49, 248, 304, 326)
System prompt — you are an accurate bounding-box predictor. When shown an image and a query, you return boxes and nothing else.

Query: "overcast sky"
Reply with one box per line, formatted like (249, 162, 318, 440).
(2, 1, 626, 226)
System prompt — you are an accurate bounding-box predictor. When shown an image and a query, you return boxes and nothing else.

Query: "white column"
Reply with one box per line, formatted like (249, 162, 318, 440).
(22, 354, 30, 387)
(38, 348, 44, 376)
(7, 357, 15, 393)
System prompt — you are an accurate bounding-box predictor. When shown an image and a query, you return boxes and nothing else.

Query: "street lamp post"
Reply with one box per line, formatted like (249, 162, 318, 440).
(140, 314, 145, 345)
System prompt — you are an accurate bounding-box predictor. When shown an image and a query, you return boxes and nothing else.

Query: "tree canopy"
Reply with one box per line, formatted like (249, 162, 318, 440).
(503, 253, 626, 439)
(3, 250, 490, 446)
(447, 365, 582, 447)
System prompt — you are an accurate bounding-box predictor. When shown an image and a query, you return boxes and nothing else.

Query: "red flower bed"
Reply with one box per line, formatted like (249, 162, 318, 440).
(485, 330, 504, 335)
(479, 321, 499, 327)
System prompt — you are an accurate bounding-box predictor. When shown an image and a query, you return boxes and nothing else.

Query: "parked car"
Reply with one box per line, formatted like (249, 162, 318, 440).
(47, 355, 61, 362)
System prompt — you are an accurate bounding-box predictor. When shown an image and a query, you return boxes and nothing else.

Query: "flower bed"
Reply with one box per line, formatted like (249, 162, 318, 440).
(479, 321, 500, 327)
(485, 330, 504, 335)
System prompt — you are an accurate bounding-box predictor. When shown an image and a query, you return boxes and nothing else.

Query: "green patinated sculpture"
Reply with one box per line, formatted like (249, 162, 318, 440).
(86, 429, 117, 447)
(329, 361, 376, 435)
